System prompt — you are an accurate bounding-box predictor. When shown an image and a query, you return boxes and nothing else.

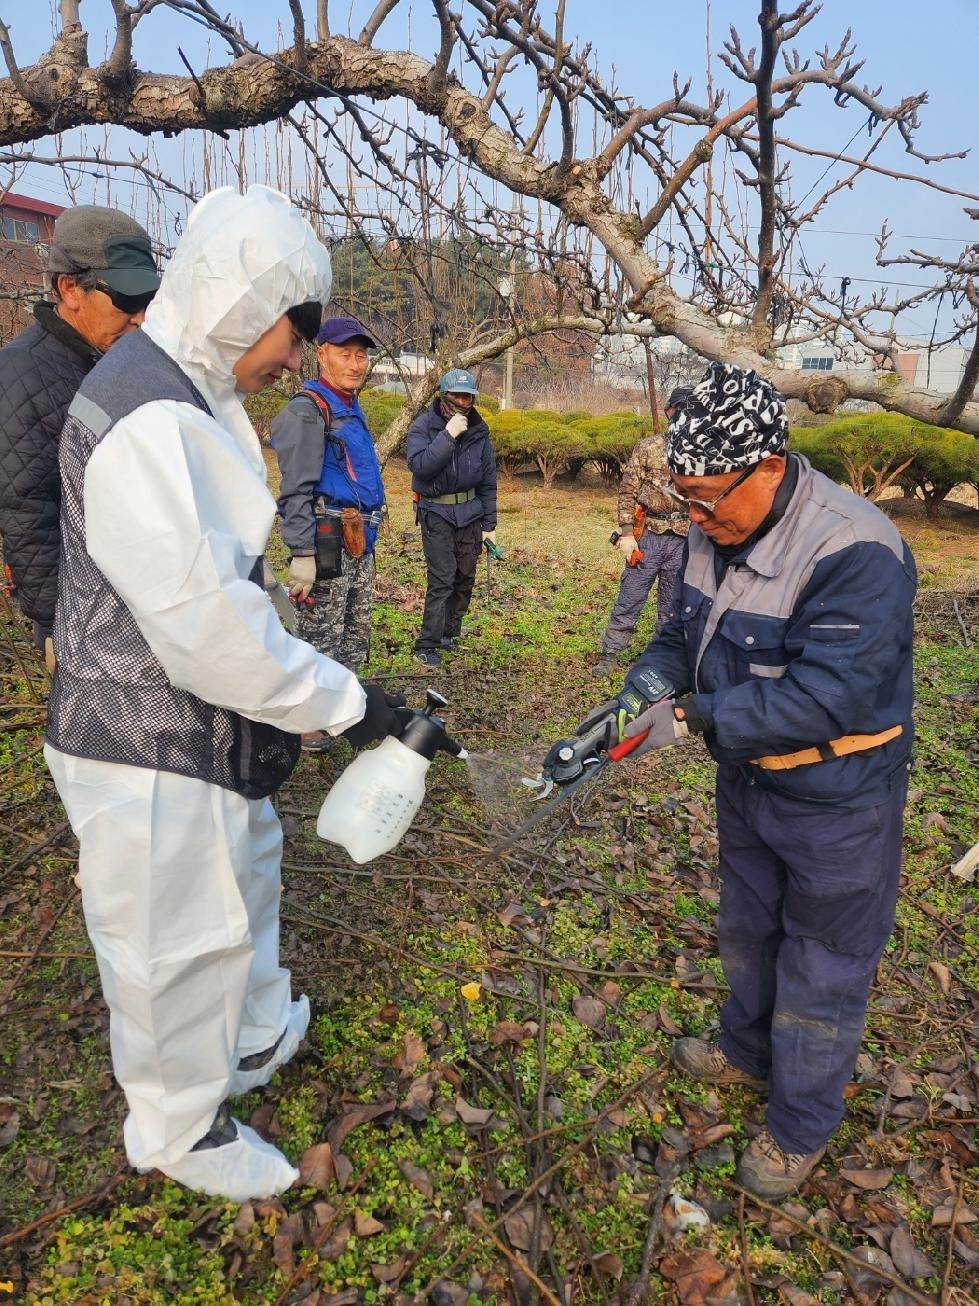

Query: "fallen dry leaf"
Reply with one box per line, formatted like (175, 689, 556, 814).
(399, 1160, 434, 1199)
(933, 1202, 977, 1227)
(848, 1245, 897, 1294)
(571, 995, 606, 1030)
(272, 1230, 295, 1274)
(0, 1110, 20, 1147)
(927, 959, 952, 994)
(393, 1030, 425, 1075)
(773, 1276, 820, 1305)
(659, 1247, 735, 1306)
(657, 1004, 684, 1036)
(840, 1166, 893, 1190)
(400, 1070, 438, 1121)
(354, 1208, 385, 1237)
(953, 1224, 979, 1268)
(454, 1096, 495, 1128)
(298, 1141, 335, 1190)
(370, 1254, 407, 1283)
(489, 1019, 532, 1046)
(590, 1250, 623, 1281)
(887, 1069, 919, 1099)
(498, 901, 532, 927)
(889, 1223, 938, 1279)
(503, 1205, 554, 1253)
(317, 1217, 352, 1262)
(325, 1101, 395, 1152)
(688, 1121, 735, 1150)
(24, 1156, 55, 1188)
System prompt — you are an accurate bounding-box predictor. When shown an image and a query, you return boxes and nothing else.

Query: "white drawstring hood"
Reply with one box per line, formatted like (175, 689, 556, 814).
(142, 185, 333, 471)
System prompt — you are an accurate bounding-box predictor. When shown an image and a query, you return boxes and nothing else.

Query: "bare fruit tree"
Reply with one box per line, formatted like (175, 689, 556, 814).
(1, 0, 977, 446)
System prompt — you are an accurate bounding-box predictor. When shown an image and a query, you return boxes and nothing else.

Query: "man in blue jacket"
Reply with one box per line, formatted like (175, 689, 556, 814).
(406, 368, 498, 667)
(580, 362, 915, 1201)
(271, 317, 385, 750)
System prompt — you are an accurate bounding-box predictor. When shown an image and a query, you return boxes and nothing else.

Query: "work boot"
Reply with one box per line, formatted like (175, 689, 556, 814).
(591, 653, 616, 678)
(158, 1107, 299, 1202)
(229, 995, 310, 1096)
(301, 732, 333, 754)
(735, 1128, 826, 1201)
(672, 1037, 767, 1088)
(414, 648, 441, 667)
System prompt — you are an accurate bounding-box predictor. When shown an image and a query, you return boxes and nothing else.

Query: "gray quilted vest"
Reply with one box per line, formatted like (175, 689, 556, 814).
(46, 329, 300, 798)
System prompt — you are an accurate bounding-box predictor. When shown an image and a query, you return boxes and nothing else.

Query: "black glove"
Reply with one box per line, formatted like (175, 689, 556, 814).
(341, 682, 411, 749)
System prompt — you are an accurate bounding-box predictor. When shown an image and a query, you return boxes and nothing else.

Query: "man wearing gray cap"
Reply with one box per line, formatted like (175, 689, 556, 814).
(576, 362, 915, 1201)
(592, 385, 693, 678)
(0, 204, 160, 664)
(270, 316, 385, 750)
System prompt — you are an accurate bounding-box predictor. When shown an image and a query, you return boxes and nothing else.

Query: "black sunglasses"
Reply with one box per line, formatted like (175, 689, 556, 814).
(94, 281, 157, 315)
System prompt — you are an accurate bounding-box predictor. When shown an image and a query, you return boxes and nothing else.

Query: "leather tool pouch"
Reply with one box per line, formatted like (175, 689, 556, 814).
(314, 514, 343, 580)
(340, 506, 367, 558)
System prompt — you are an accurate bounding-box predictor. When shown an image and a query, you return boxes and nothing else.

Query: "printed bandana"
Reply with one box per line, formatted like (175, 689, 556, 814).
(667, 362, 788, 476)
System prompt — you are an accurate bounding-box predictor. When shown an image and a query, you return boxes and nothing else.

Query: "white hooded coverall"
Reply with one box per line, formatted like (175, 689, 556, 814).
(45, 187, 366, 1200)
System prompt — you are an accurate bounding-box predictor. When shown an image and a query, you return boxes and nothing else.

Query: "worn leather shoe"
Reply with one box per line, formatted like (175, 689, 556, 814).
(591, 654, 616, 678)
(736, 1128, 826, 1201)
(672, 1037, 767, 1088)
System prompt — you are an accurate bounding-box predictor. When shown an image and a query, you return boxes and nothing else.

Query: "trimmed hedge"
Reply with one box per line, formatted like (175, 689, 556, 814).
(789, 414, 978, 505)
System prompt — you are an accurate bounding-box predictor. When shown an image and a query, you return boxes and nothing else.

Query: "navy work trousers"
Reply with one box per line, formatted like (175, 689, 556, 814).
(601, 528, 684, 653)
(416, 511, 483, 651)
(714, 762, 908, 1154)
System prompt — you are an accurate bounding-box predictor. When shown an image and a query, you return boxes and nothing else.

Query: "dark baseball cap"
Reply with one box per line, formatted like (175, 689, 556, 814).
(316, 316, 376, 348)
(47, 205, 160, 297)
(666, 385, 694, 411)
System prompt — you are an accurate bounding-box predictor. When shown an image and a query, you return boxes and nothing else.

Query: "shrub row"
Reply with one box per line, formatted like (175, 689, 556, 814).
(250, 389, 979, 511)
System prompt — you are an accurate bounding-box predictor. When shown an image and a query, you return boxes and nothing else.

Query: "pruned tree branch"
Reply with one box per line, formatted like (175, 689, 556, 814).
(0, 2, 974, 434)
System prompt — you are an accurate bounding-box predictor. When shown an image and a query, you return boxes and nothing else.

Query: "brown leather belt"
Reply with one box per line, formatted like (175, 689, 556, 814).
(749, 724, 903, 771)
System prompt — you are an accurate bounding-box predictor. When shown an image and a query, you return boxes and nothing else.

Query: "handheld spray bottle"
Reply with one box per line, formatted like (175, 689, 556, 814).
(316, 690, 467, 864)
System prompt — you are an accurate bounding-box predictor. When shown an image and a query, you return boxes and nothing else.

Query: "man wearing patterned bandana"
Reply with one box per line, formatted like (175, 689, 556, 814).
(578, 361, 916, 1201)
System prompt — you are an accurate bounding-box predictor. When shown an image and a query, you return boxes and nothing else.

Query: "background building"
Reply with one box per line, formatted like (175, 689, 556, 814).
(0, 191, 63, 343)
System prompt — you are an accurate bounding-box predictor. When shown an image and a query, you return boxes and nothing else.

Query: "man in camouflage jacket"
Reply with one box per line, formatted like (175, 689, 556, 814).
(592, 387, 692, 677)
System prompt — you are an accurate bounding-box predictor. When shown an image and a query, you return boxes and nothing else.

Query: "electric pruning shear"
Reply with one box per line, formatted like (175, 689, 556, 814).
(522, 667, 674, 802)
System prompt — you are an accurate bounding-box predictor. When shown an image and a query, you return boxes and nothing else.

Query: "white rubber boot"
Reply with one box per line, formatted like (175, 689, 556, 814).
(157, 1121, 299, 1202)
(229, 995, 310, 1096)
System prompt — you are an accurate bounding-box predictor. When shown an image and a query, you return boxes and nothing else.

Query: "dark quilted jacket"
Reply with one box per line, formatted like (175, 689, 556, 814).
(0, 304, 100, 634)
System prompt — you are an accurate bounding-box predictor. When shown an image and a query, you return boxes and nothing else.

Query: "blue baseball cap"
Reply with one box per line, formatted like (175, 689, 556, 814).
(316, 315, 376, 348)
(439, 368, 478, 396)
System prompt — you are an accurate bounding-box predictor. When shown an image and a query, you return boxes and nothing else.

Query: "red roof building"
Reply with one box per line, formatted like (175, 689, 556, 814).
(0, 191, 65, 343)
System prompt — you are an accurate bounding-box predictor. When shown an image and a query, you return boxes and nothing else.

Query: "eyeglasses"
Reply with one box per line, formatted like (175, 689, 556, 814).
(93, 281, 157, 315)
(659, 462, 758, 516)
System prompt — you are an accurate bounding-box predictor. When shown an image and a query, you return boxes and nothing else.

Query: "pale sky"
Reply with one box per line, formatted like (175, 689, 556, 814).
(3, 1, 976, 337)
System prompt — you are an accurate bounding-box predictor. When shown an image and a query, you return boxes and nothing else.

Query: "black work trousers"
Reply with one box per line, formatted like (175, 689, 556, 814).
(415, 511, 483, 651)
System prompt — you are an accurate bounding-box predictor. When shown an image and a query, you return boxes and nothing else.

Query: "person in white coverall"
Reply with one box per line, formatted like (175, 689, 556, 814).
(44, 186, 407, 1203)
